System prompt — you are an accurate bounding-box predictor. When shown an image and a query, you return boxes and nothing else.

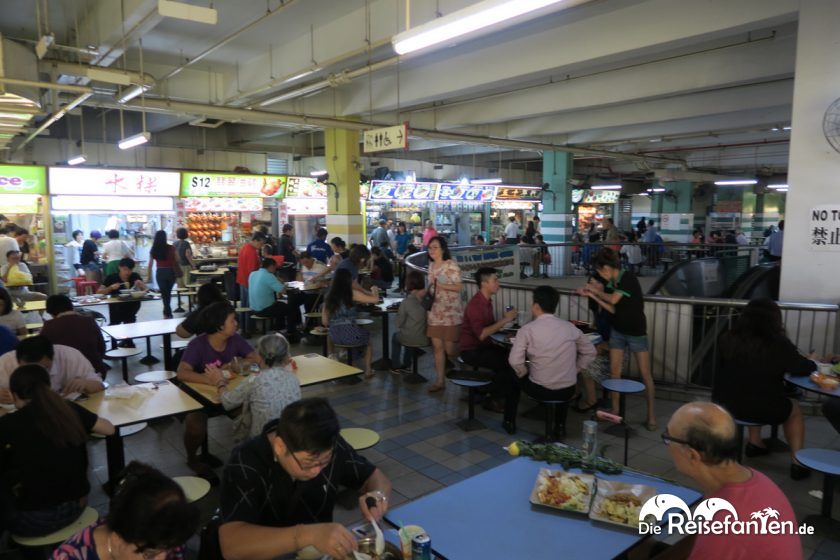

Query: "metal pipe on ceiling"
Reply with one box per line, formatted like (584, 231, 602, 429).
(13, 91, 93, 152)
(0, 77, 92, 94)
(42, 60, 155, 88)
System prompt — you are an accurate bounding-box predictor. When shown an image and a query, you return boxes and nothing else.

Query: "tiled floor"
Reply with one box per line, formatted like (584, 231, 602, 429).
(40, 296, 840, 559)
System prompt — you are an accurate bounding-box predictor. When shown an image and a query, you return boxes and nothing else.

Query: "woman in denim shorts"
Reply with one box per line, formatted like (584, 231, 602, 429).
(577, 247, 656, 430)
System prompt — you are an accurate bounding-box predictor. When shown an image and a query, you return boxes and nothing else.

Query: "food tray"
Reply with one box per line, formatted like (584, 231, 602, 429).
(589, 479, 657, 529)
(529, 468, 595, 514)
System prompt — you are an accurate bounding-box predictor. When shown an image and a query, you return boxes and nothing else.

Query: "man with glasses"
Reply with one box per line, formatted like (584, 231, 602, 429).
(219, 398, 391, 560)
(652, 402, 801, 559)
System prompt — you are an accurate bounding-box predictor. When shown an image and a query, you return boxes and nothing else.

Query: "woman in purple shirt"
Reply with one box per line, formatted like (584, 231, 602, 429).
(176, 302, 262, 482)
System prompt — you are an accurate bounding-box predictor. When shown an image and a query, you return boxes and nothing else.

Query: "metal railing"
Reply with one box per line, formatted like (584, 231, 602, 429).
(406, 249, 839, 391)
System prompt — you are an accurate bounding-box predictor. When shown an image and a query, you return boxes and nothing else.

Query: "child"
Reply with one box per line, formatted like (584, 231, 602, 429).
(390, 270, 429, 374)
(620, 231, 644, 275)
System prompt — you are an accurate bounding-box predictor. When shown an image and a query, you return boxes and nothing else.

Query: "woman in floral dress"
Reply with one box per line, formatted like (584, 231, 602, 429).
(425, 236, 463, 392)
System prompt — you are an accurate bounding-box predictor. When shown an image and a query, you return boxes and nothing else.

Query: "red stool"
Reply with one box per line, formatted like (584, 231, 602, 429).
(76, 280, 99, 296)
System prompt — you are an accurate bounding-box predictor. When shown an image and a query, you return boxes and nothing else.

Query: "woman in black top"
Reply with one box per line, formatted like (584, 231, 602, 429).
(79, 230, 102, 282)
(578, 248, 657, 430)
(0, 364, 114, 536)
(713, 298, 814, 479)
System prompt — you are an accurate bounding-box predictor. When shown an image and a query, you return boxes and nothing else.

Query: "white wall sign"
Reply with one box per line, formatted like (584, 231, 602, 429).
(49, 167, 180, 196)
(363, 124, 408, 153)
(809, 205, 840, 251)
(51, 195, 174, 212)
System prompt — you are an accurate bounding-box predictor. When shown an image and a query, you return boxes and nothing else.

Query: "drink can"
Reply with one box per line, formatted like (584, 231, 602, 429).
(411, 533, 431, 560)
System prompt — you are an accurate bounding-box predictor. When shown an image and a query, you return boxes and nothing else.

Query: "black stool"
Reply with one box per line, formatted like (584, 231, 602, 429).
(537, 398, 575, 442)
(447, 369, 493, 432)
(400, 344, 428, 384)
(333, 342, 367, 384)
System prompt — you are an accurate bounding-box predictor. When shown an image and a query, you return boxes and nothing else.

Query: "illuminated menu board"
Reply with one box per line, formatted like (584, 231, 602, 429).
(436, 183, 496, 202)
(50, 167, 180, 196)
(286, 176, 328, 198)
(493, 186, 543, 202)
(181, 172, 286, 198)
(571, 189, 621, 204)
(368, 180, 439, 201)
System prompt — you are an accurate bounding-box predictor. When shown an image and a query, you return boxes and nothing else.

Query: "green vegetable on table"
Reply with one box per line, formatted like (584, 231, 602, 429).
(506, 441, 623, 475)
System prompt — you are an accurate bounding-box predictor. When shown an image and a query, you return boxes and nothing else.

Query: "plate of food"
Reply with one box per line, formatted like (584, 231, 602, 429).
(529, 468, 595, 514)
(810, 372, 840, 391)
(589, 479, 656, 529)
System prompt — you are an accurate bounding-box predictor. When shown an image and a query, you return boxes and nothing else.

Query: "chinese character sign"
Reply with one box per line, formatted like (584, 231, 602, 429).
(809, 205, 840, 251)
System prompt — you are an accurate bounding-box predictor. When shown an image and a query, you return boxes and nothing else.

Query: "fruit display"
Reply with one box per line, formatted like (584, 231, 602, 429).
(186, 213, 230, 243)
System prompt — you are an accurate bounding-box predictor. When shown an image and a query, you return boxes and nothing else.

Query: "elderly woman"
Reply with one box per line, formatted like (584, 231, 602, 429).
(177, 302, 261, 481)
(220, 334, 301, 441)
(54, 461, 199, 560)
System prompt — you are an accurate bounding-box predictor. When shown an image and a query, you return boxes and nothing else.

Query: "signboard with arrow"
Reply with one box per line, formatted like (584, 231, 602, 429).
(364, 123, 409, 153)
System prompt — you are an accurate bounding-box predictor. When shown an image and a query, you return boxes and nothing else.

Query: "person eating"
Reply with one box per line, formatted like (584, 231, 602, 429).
(219, 398, 391, 560)
(98, 257, 147, 348)
(40, 295, 108, 377)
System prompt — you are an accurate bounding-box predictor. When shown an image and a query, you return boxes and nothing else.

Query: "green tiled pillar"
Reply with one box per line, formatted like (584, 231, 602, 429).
(659, 181, 695, 242)
(541, 151, 573, 275)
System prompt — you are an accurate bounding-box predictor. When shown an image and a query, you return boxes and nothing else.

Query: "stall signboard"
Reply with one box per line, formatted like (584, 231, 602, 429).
(49, 167, 180, 196)
(0, 164, 47, 195)
(286, 176, 328, 198)
(285, 198, 328, 215)
(572, 189, 621, 204)
(183, 197, 263, 212)
(453, 245, 520, 281)
(494, 186, 543, 202)
(0, 194, 39, 213)
(51, 195, 174, 212)
(181, 172, 286, 198)
(436, 183, 496, 202)
(368, 180, 439, 201)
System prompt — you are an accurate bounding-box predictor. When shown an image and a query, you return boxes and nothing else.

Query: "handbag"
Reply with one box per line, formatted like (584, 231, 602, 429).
(541, 250, 552, 265)
(421, 280, 436, 311)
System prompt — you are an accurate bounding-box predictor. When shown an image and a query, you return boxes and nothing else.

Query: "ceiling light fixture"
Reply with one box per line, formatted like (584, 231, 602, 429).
(284, 67, 320, 84)
(118, 131, 151, 150)
(714, 179, 758, 186)
(768, 184, 789, 189)
(591, 185, 622, 190)
(471, 178, 502, 184)
(775, 188, 789, 192)
(647, 188, 666, 193)
(309, 170, 328, 177)
(67, 154, 87, 166)
(116, 84, 152, 104)
(392, 0, 567, 55)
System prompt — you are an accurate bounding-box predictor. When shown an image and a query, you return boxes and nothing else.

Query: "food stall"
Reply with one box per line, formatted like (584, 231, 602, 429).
(0, 164, 51, 289)
(367, 180, 440, 242)
(180, 171, 286, 259)
(572, 189, 620, 234)
(490, 185, 543, 241)
(280, 176, 328, 247)
(48, 167, 181, 291)
(434, 183, 495, 246)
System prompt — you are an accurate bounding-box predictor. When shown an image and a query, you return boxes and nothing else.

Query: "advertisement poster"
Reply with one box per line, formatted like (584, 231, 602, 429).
(436, 183, 495, 202)
(453, 245, 520, 280)
(181, 172, 286, 198)
(0, 164, 47, 195)
(368, 180, 439, 201)
(494, 186, 543, 202)
(286, 176, 328, 198)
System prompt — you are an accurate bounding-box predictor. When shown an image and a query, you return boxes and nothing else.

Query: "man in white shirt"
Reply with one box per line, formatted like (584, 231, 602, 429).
(763, 220, 784, 261)
(0, 335, 104, 403)
(509, 285, 596, 438)
(0, 249, 47, 301)
(735, 230, 749, 245)
(0, 223, 20, 268)
(504, 216, 520, 243)
(297, 251, 329, 287)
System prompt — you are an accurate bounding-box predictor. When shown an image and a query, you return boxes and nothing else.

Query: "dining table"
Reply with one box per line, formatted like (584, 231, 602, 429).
(784, 373, 840, 399)
(102, 317, 184, 370)
(370, 297, 403, 371)
(80, 381, 203, 482)
(385, 456, 702, 560)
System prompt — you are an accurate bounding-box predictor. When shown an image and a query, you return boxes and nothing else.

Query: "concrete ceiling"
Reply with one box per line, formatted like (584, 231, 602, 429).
(0, 0, 801, 178)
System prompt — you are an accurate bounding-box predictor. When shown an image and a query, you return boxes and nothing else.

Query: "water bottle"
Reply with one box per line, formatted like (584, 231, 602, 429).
(581, 420, 598, 472)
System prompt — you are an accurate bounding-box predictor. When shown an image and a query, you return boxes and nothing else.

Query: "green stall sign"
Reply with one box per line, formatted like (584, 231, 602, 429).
(181, 172, 286, 198)
(0, 165, 47, 195)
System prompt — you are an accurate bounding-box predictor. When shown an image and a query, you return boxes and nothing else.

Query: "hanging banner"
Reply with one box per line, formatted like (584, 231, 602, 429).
(572, 189, 621, 204)
(809, 205, 840, 251)
(363, 123, 408, 153)
(0, 194, 40, 213)
(181, 172, 286, 198)
(0, 165, 46, 195)
(436, 183, 496, 202)
(368, 180, 439, 201)
(49, 167, 180, 196)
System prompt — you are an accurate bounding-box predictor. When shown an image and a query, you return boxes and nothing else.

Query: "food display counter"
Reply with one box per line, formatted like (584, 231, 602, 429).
(490, 185, 543, 241)
(572, 189, 620, 234)
(48, 167, 181, 290)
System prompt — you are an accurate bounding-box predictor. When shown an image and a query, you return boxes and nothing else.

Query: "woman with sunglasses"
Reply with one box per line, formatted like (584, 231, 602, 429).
(54, 461, 200, 560)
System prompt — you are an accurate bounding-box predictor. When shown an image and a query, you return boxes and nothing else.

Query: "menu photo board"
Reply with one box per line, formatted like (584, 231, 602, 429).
(572, 189, 621, 204)
(183, 197, 264, 212)
(494, 185, 543, 202)
(49, 167, 180, 196)
(286, 176, 328, 198)
(368, 180, 439, 201)
(181, 172, 286, 198)
(0, 164, 47, 195)
(436, 183, 496, 202)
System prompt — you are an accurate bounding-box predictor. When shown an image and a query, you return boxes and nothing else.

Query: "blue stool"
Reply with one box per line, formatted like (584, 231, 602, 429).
(795, 449, 840, 518)
(447, 371, 493, 432)
(600, 378, 645, 466)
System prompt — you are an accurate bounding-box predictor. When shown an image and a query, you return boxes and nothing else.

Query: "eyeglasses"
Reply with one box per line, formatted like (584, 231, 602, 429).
(137, 548, 169, 560)
(660, 429, 693, 448)
(289, 446, 334, 472)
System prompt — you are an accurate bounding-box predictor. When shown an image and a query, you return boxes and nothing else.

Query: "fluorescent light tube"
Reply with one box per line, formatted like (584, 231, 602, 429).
(309, 170, 328, 177)
(118, 131, 151, 150)
(591, 185, 622, 190)
(714, 179, 757, 186)
(471, 178, 502, 184)
(767, 184, 789, 189)
(648, 188, 666, 193)
(258, 82, 328, 107)
(392, 0, 567, 56)
(67, 154, 87, 166)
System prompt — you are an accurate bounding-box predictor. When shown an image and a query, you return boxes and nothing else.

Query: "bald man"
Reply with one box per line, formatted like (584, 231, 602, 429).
(656, 402, 801, 560)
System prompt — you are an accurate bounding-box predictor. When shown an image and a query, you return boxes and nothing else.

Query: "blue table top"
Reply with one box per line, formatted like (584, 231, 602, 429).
(601, 378, 646, 394)
(784, 373, 840, 399)
(385, 457, 701, 560)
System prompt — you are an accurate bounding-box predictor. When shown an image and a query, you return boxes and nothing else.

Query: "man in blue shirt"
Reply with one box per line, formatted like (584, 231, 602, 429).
(248, 258, 299, 333)
(306, 228, 333, 264)
(764, 220, 784, 261)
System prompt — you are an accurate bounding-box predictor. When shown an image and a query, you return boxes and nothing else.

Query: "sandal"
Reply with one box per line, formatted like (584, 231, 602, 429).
(644, 420, 658, 432)
(427, 384, 445, 393)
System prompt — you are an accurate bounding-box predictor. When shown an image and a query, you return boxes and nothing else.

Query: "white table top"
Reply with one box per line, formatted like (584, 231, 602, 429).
(102, 318, 183, 340)
(80, 381, 202, 427)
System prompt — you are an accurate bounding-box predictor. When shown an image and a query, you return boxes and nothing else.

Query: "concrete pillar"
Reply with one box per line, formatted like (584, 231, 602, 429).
(659, 181, 694, 242)
(541, 151, 573, 275)
(779, 0, 840, 303)
(324, 128, 363, 244)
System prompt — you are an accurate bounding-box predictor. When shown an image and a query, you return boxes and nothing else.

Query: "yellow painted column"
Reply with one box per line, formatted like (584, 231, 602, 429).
(324, 128, 363, 243)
